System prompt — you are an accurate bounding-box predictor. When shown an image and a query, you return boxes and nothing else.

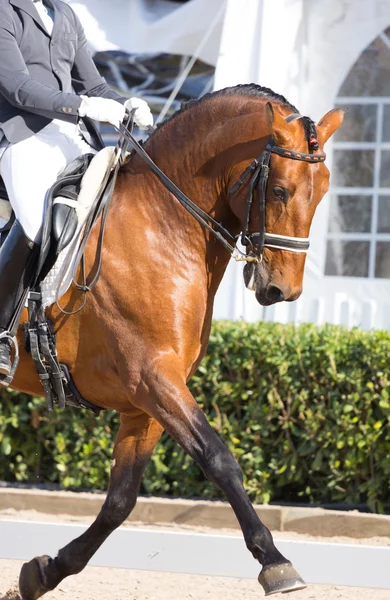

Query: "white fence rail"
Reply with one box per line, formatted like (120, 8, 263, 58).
(214, 260, 390, 330)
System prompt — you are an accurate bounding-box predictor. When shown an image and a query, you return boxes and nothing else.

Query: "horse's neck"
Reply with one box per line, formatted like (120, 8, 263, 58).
(119, 108, 241, 291)
(146, 111, 235, 220)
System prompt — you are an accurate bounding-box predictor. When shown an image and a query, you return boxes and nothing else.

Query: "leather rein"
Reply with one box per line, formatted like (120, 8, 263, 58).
(117, 111, 326, 264)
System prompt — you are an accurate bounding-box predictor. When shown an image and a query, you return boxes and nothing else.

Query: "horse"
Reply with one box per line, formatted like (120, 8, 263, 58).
(9, 84, 343, 599)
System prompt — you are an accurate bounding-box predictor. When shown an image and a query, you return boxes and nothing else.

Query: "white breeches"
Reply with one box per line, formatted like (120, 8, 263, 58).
(0, 120, 95, 242)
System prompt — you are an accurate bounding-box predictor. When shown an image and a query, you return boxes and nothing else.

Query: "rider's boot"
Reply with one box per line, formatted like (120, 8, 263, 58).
(0, 221, 37, 378)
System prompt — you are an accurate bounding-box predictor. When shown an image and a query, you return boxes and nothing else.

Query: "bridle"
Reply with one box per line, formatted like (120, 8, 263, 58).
(229, 114, 326, 263)
(117, 111, 326, 265)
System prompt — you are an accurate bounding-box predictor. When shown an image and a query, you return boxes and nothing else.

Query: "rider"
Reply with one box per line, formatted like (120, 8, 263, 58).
(0, 0, 154, 378)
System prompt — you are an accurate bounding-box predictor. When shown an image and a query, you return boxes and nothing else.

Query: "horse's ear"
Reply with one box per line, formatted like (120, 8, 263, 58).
(317, 108, 346, 144)
(264, 102, 293, 145)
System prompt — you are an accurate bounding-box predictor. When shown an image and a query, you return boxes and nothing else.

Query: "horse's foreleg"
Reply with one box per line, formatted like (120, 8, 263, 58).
(138, 362, 306, 596)
(19, 410, 163, 600)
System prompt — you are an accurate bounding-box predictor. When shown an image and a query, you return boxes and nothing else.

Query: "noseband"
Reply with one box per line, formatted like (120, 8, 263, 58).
(229, 131, 326, 263)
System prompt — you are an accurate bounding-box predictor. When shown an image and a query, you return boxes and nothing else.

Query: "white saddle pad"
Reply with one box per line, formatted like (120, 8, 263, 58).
(40, 146, 116, 308)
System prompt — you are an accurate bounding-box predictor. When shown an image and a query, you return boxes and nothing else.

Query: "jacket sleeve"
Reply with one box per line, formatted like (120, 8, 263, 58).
(70, 9, 127, 105)
(0, 8, 82, 122)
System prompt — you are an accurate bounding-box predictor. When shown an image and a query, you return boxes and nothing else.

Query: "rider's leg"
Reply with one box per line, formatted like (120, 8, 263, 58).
(1, 121, 93, 243)
(0, 221, 36, 375)
(0, 121, 94, 378)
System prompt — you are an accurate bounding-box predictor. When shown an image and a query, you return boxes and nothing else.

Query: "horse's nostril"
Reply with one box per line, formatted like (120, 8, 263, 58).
(266, 285, 285, 303)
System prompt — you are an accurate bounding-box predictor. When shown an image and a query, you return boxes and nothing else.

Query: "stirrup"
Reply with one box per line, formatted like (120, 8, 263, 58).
(0, 331, 20, 387)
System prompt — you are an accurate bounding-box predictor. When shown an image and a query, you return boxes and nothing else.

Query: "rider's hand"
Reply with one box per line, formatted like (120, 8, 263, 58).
(125, 97, 154, 130)
(78, 96, 126, 129)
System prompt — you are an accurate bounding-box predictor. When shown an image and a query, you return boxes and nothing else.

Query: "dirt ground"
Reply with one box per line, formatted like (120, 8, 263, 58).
(2, 560, 390, 600)
(1, 509, 390, 600)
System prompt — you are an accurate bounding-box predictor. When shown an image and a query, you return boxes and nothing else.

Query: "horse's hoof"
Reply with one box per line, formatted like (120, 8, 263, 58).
(19, 555, 53, 600)
(258, 562, 307, 596)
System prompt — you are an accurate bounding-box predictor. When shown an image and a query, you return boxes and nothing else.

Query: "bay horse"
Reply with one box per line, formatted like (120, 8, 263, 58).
(10, 84, 343, 599)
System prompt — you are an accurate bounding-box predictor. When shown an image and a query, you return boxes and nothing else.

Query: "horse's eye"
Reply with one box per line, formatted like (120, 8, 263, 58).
(273, 186, 288, 202)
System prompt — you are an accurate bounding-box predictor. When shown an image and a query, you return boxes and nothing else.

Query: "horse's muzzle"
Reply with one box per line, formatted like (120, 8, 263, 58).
(243, 263, 302, 306)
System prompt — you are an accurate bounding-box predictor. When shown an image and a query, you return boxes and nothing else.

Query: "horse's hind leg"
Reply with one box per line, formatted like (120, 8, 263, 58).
(18, 410, 163, 600)
(137, 360, 306, 596)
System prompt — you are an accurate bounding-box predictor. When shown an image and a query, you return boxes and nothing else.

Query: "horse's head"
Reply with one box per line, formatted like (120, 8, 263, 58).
(228, 102, 344, 306)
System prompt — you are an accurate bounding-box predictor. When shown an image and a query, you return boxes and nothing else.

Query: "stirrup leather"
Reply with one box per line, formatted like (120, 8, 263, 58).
(0, 331, 20, 387)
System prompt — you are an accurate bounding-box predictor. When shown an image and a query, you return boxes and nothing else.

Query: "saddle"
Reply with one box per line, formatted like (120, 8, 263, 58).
(0, 118, 132, 413)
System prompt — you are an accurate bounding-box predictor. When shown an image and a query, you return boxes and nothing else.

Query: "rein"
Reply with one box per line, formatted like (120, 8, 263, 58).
(117, 122, 243, 259)
(117, 112, 326, 264)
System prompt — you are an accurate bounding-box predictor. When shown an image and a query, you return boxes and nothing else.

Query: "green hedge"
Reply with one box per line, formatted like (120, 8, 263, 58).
(0, 322, 389, 511)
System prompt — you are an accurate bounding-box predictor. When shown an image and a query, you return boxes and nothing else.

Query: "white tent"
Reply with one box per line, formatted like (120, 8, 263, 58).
(68, 0, 390, 329)
(68, 0, 226, 66)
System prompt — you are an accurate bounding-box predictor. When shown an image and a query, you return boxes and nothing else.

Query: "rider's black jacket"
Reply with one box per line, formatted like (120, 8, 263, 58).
(0, 0, 126, 145)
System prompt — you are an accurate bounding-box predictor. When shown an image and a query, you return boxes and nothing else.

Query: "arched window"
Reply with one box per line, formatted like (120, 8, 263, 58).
(325, 27, 390, 279)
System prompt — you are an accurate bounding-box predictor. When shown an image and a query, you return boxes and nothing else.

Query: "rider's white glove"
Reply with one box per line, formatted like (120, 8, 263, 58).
(78, 96, 126, 129)
(125, 97, 154, 130)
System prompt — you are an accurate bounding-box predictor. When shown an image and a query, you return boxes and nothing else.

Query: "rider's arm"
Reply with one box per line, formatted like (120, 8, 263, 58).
(69, 8, 127, 104)
(0, 8, 82, 122)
